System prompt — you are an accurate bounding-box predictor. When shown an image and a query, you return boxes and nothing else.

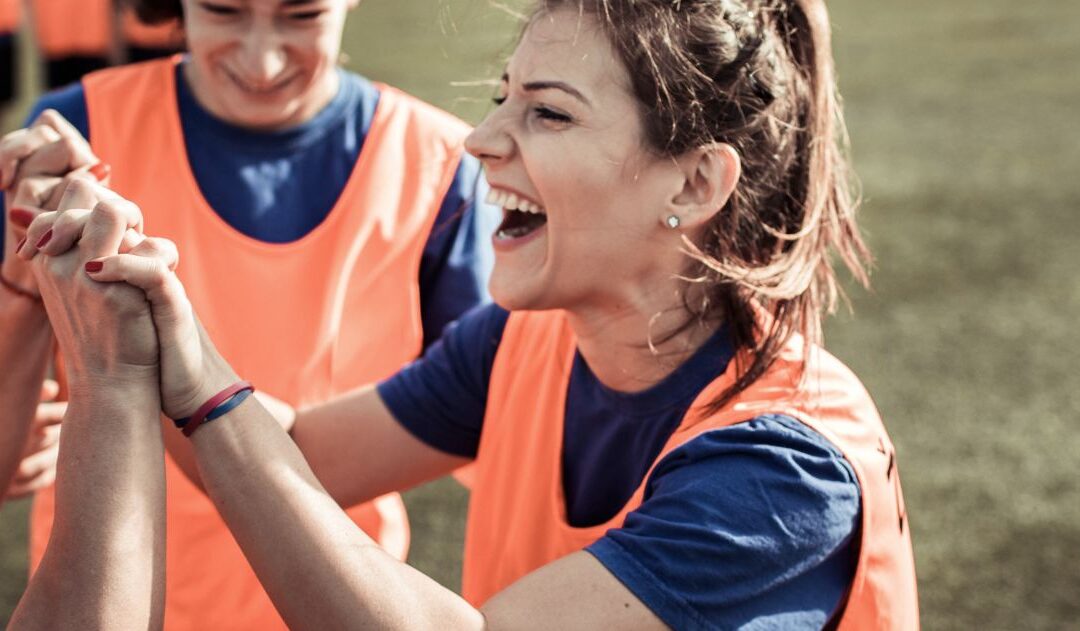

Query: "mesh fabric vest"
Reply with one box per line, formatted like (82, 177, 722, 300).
(30, 57, 470, 631)
(463, 309, 919, 629)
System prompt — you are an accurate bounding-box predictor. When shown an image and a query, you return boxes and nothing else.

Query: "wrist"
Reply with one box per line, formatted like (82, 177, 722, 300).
(67, 368, 161, 410)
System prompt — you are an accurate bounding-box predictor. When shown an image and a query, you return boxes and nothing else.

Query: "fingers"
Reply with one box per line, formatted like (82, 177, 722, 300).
(0, 125, 62, 190)
(86, 237, 186, 320)
(86, 237, 181, 288)
(6, 442, 59, 499)
(5, 397, 66, 499)
(2, 110, 99, 190)
(8, 174, 64, 215)
(40, 378, 60, 403)
(19, 182, 143, 260)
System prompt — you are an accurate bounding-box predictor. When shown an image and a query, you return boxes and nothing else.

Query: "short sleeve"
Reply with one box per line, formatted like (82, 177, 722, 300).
(377, 303, 509, 458)
(416, 153, 500, 345)
(587, 414, 861, 630)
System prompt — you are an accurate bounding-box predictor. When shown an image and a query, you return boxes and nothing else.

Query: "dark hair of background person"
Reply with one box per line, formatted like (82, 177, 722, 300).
(126, 0, 184, 23)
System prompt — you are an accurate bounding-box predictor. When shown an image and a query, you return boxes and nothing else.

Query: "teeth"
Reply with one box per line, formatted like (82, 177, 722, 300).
(486, 188, 546, 214)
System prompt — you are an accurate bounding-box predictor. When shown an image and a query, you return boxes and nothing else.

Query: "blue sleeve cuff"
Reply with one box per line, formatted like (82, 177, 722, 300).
(587, 537, 715, 631)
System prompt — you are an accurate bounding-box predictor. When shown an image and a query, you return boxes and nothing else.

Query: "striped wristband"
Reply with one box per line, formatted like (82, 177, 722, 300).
(174, 381, 255, 437)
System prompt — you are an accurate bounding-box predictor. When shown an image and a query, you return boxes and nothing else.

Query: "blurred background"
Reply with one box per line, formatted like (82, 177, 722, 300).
(2, 0, 1078, 628)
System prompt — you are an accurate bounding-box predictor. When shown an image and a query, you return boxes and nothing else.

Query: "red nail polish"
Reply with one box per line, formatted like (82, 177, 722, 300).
(88, 162, 111, 181)
(36, 229, 53, 248)
(85, 261, 104, 273)
(9, 208, 34, 228)
(15, 236, 26, 254)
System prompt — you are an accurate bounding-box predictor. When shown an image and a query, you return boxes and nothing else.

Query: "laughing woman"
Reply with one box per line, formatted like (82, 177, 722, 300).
(0, 0, 495, 629)
(20, 0, 918, 628)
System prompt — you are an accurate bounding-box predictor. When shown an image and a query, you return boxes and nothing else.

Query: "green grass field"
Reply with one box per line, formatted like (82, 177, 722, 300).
(3, 0, 1079, 628)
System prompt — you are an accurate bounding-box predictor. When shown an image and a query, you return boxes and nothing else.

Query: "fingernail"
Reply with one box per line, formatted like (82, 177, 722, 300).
(16, 236, 26, 254)
(36, 229, 53, 248)
(9, 207, 34, 228)
(84, 261, 104, 273)
(88, 162, 111, 181)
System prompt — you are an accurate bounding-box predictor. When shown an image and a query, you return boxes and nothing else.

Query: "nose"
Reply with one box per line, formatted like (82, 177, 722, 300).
(238, 26, 288, 86)
(465, 108, 514, 166)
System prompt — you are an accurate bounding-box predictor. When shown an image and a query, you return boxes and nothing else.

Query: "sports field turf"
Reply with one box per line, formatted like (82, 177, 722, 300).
(2, 0, 1078, 628)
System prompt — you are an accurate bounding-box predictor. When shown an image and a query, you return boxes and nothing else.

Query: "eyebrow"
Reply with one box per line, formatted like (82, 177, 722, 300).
(501, 73, 591, 106)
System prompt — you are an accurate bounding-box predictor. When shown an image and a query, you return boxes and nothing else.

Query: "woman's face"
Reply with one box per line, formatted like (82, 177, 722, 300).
(180, 0, 357, 130)
(465, 9, 689, 313)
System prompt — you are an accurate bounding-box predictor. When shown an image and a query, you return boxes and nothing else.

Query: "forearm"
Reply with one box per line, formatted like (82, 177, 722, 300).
(191, 396, 483, 631)
(0, 292, 52, 496)
(10, 375, 167, 630)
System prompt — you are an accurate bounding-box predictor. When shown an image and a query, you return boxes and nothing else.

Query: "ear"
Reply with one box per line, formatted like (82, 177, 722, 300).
(667, 143, 740, 229)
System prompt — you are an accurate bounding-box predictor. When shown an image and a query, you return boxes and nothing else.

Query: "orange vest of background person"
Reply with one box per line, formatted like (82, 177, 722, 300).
(29, 56, 471, 630)
(0, 0, 21, 33)
(30, 0, 112, 58)
(462, 310, 920, 629)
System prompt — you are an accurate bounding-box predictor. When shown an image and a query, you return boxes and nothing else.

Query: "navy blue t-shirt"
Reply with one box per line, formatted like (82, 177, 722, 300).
(1, 62, 499, 344)
(379, 304, 862, 629)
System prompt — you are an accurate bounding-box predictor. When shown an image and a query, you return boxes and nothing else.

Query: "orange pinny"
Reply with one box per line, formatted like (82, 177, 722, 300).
(0, 0, 21, 33)
(29, 0, 112, 58)
(463, 310, 920, 629)
(29, 56, 471, 630)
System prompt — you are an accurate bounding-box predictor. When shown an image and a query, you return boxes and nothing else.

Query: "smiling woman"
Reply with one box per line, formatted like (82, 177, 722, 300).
(0, 0, 498, 629)
(5, 0, 918, 629)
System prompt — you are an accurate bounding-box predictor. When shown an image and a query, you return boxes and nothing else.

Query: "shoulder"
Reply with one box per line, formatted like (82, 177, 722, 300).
(649, 414, 860, 508)
(372, 82, 472, 145)
(588, 414, 861, 628)
(27, 82, 89, 138)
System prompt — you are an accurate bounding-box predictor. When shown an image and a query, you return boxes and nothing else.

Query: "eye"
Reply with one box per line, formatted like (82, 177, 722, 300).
(534, 106, 573, 124)
(492, 96, 507, 106)
(289, 10, 327, 20)
(200, 2, 241, 16)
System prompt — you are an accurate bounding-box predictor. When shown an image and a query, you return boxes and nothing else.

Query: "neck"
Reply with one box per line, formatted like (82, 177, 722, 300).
(566, 282, 718, 393)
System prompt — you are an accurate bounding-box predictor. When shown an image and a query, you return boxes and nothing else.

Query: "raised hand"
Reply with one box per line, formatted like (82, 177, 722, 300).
(17, 179, 158, 388)
(0, 109, 103, 191)
(20, 181, 239, 420)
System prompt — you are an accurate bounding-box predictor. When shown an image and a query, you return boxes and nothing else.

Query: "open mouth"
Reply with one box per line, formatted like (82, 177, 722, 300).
(488, 188, 547, 240)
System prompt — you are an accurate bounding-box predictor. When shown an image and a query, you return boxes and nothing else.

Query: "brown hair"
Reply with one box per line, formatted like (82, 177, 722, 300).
(529, 0, 871, 410)
(125, 0, 184, 24)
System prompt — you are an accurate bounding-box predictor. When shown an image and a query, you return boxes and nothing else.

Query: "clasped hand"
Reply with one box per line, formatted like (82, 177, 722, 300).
(16, 178, 237, 420)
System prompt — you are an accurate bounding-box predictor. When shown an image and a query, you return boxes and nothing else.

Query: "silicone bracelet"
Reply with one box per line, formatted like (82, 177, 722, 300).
(177, 381, 255, 437)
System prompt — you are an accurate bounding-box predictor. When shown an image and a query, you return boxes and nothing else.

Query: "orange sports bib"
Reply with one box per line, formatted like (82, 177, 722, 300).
(0, 0, 21, 32)
(30, 0, 112, 57)
(30, 57, 471, 630)
(463, 310, 919, 629)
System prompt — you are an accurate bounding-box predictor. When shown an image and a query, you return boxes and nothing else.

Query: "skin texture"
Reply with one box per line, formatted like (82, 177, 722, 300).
(0, 111, 104, 503)
(8, 181, 167, 631)
(0, 0, 364, 497)
(465, 9, 739, 391)
(8, 7, 740, 628)
(180, 0, 360, 130)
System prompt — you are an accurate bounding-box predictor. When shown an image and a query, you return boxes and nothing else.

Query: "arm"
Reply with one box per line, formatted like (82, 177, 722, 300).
(9, 188, 166, 629)
(0, 281, 51, 500)
(0, 104, 103, 499)
(190, 393, 664, 630)
(26, 202, 669, 630)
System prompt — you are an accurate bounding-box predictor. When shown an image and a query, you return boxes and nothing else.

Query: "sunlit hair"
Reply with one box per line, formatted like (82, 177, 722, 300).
(528, 0, 872, 410)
